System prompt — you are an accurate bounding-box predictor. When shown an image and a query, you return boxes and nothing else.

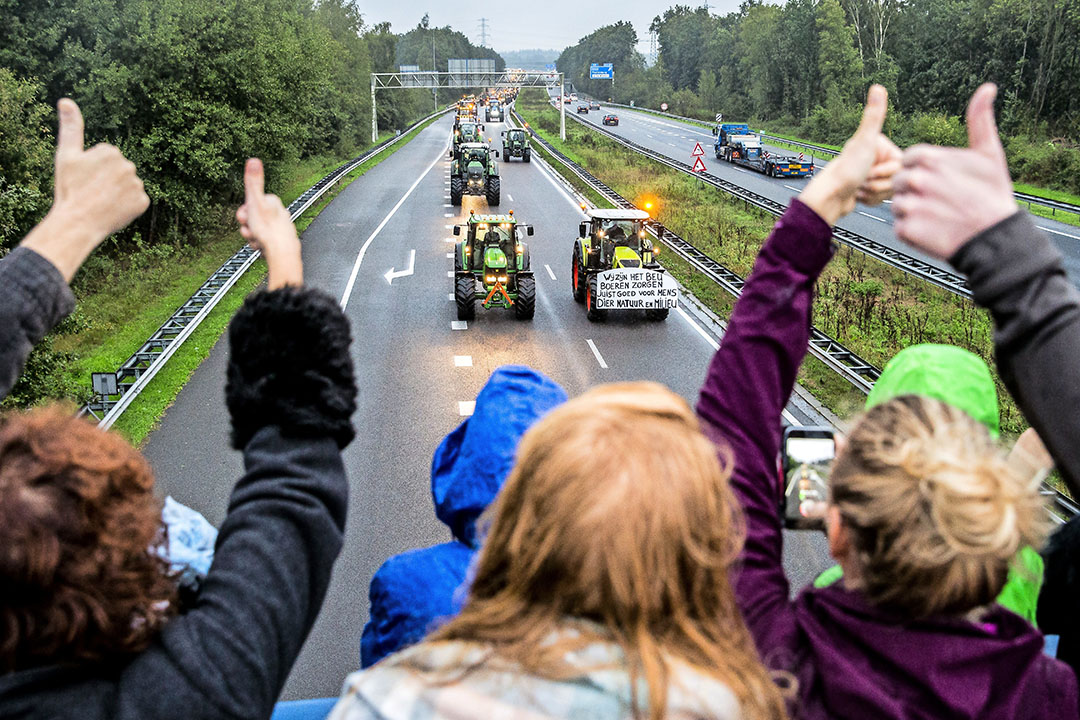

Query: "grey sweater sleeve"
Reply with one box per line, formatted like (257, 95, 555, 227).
(0, 247, 76, 401)
(952, 211, 1080, 496)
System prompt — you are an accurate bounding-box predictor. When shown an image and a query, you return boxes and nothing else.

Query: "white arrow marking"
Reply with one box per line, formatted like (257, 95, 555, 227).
(384, 249, 416, 284)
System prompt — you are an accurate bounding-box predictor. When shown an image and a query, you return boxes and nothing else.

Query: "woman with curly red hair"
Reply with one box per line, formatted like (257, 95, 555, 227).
(0, 100, 357, 720)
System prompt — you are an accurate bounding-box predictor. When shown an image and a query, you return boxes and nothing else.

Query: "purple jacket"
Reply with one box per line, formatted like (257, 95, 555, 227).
(697, 200, 1079, 719)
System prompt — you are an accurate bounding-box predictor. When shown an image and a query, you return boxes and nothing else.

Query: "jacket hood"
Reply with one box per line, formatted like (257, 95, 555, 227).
(795, 586, 1075, 718)
(431, 365, 567, 548)
(866, 344, 999, 438)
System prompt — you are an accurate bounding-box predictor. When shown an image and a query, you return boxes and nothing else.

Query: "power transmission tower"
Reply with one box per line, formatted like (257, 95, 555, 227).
(649, 30, 658, 66)
(478, 18, 489, 47)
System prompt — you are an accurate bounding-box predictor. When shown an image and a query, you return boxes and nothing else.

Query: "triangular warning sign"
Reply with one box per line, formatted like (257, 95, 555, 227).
(692, 156, 707, 173)
(691, 142, 705, 157)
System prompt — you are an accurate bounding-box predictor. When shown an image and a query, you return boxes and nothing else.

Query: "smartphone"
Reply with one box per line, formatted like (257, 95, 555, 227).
(782, 426, 835, 530)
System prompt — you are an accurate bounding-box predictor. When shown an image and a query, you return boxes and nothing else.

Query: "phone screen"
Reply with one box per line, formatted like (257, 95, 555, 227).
(783, 429, 834, 529)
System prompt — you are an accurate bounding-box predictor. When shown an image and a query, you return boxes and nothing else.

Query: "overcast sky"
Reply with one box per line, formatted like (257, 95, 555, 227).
(360, 1, 748, 56)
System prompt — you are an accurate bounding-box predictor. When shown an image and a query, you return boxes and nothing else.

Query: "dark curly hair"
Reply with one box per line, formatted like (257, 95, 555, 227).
(0, 406, 177, 672)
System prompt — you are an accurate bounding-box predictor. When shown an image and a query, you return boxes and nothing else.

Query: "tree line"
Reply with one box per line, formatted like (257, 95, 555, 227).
(557, 1, 1080, 194)
(0, 1, 471, 252)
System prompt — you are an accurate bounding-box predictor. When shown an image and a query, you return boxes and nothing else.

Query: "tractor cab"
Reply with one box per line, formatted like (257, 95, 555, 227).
(453, 211, 536, 320)
(582, 210, 655, 268)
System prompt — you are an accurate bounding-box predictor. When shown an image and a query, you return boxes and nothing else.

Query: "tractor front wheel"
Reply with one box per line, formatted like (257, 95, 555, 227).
(645, 308, 670, 322)
(450, 177, 463, 206)
(486, 176, 501, 205)
(514, 275, 535, 320)
(586, 274, 605, 322)
(523, 149, 531, 163)
(455, 276, 475, 320)
(571, 245, 585, 303)
(503, 150, 510, 162)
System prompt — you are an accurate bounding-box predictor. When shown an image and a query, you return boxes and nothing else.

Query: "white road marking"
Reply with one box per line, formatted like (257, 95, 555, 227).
(677, 307, 800, 425)
(446, 252, 454, 258)
(458, 400, 476, 416)
(454, 355, 473, 367)
(445, 224, 454, 229)
(451, 320, 468, 330)
(545, 264, 557, 281)
(734, 168, 750, 174)
(534, 159, 590, 217)
(882, 199, 893, 204)
(857, 211, 888, 223)
(443, 203, 452, 207)
(446, 271, 454, 278)
(1038, 225, 1080, 240)
(784, 184, 801, 192)
(586, 339, 608, 369)
(383, 248, 416, 284)
(444, 237, 456, 243)
(448, 293, 454, 301)
(444, 212, 454, 217)
(339, 141, 448, 309)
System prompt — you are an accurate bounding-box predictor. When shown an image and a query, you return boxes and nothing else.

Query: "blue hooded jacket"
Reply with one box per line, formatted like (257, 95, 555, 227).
(360, 365, 567, 667)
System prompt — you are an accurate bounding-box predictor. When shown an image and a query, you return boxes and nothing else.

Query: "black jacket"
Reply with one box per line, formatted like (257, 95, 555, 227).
(0, 248, 357, 719)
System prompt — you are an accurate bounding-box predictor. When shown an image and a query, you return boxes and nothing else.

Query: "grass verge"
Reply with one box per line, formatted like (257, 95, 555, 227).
(43, 115, 443, 445)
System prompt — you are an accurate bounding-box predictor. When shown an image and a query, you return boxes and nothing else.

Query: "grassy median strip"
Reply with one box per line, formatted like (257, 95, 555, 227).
(46, 117, 443, 445)
(519, 89, 1028, 435)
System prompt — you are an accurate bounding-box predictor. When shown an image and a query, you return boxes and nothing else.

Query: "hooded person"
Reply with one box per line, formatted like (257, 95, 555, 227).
(360, 365, 567, 667)
(813, 344, 1045, 625)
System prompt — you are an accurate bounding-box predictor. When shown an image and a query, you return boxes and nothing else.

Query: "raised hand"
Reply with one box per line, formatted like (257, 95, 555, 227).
(799, 85, 900, 227)
(235, 158, 303, 290)
(20, 99, 150, 281)
(892, 83, 1017, 260)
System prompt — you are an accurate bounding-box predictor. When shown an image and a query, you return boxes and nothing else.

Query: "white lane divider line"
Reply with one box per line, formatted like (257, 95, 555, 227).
(545, 264, 557, 281)
(882, 199, 893, 204)
(454, 355, 473, 367)
(444, 212, 454, 217)
(676, 307, 799, 424)
(339, 140, 448, 309)
(446, 270, 454, 278)
(444, 237, 456, 243)
(446, 252, 454, 258)
(586, 339, 608, 369)
(451, 320, 468, 330)
(734, 167, 750, 174)
(857, 211, 888, 223)
(507, 193, 514, 202)
(445, 224, 455, 229)
(448, 293, 454, 301)
(1038, 225, 1080, 240)
(443, 203, 452, 207)
(784, 184, 801, 192)
(458, 400, 476, 416)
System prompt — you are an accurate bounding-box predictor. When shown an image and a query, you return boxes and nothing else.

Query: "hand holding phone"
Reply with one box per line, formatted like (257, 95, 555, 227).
(782, 426, 835, 530)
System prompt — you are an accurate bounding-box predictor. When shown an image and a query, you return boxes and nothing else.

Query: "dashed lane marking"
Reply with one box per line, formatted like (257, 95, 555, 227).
(784, 185, 801, 192)
(1038, 225, 1080, 240)
(339, 139, 448, 309)
(448, 293, 454, 301)
(445, 224, 454, 229)
(458, 400, 476, 416)
(444, 212, 454, 217)
(454, 355, 473, 367)
(444, 237, 456, 243)
(857, 211, 888, 223)
(586, 339, 608, 369)
(545, 264, 557, 281)
(447, 271, 454, 278)
(507, 193, 514, 202)
(451, 320, 468, 330)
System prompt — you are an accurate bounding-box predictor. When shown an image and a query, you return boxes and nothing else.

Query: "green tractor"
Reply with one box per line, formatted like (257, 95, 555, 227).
(453, 212, 535, 321)
(570, 209, 670, 322)
(500, 128, 531, 163)
(450, 143, 500, 206)
(450, 121, 484, 161)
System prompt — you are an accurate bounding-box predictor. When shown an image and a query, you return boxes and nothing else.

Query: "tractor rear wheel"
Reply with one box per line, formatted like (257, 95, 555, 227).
(523, 149, 531, 163)
(503, 150, 509, 162)
(450, 177, 463, 206)
(455, 276, 475, 320)
(645, 308, 670, 321)
(586, 274, 605, 322)
(486, 176, 501, 205)
(514, 275, 535, 320)
(571, 245, 586, 303)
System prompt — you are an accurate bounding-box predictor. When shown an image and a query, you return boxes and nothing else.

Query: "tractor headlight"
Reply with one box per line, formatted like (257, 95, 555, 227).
(486, 275, 496, 283)
(498, 275, 508, 283)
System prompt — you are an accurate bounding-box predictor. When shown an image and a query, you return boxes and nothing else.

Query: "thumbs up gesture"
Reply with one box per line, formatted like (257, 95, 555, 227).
(892, 84, 1018, 259)
(21, 99, 149, 281)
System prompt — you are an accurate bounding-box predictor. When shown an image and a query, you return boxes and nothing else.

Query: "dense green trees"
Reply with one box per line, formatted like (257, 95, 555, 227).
(0, 0, 440, 251)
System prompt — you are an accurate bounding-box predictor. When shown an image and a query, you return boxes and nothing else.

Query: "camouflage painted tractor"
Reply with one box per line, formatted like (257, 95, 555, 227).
(450, 143, 500, 206)
(570, 208, 668, 322)
(450, 120, 484, 161)
(500, 128, 531, 162)
(453, 212, 535, 321)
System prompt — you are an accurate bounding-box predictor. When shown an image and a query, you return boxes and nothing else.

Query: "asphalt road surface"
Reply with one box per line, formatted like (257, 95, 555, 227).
(141, 113, 834, 700)
(559, 93, 1080, 283)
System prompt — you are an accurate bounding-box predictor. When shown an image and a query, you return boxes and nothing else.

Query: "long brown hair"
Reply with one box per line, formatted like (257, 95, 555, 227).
(831, 395, 1051, 618)
(422, 382, 787, 720)
(0, 406, 176, 672)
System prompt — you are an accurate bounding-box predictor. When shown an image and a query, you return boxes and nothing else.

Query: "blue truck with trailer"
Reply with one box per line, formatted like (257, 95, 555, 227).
(713, 123, 814, 178)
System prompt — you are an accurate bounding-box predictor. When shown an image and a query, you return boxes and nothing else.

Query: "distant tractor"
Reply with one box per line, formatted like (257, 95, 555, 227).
(486, 102, 503, 122)
(500, 128, 531, 162)
(451, 121, 484, 161)
(450, 143, 500, 206)
(571, 209, 673, 322)
(453, 211, 536, 320)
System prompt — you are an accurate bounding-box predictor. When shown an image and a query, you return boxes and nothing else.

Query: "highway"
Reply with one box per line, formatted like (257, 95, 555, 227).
(141, 113, 836, 699)
(559, 94, 1080, 283)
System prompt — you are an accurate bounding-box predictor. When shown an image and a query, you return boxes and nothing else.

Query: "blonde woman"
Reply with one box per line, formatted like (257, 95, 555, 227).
(331, 382, 788, 720)
(698, 85, 1078, 718)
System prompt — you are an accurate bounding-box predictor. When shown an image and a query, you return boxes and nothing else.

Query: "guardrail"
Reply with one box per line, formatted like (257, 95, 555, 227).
(594, 98, 1080, 219)
(516, 106, 1078, 522)
(560, 103, 972, 298)
(83, 107, 452, 429)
